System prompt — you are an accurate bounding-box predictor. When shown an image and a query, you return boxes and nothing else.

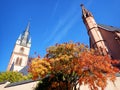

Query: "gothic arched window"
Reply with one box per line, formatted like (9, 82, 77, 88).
(19, 58, 22, 66)
(15, 57, 19, 65)
(15, 57, 22, 66)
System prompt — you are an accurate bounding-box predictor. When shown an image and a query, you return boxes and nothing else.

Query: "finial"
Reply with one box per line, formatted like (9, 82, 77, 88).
(80, 4, 85, 9)
(80, 4, 84, 7)
(80, 4, 93, 18)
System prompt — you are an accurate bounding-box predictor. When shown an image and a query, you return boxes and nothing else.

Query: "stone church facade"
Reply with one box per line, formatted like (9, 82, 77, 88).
(1, 4, 120, 90)
(81, 4, 120, 60)
(7, 23, 31, 74)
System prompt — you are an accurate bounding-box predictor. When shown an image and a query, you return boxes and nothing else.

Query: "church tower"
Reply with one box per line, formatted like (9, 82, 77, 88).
(7, 23, 31, 72)
(80, 4, 109, 55)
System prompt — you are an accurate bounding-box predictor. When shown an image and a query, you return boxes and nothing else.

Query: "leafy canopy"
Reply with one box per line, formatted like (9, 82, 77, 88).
(29, 42, 119, 90)
(0, 71, 32, 83)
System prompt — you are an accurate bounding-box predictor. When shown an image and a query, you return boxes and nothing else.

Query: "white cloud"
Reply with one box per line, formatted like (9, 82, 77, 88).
(43, 2, 80, 46)
(51, 13, 80, 44)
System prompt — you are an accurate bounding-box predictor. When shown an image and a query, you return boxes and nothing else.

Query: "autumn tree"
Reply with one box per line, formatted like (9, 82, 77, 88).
(29, 42, 119, 90)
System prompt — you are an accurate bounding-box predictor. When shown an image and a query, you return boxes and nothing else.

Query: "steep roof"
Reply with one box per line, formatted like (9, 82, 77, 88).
(0, 81, 7, 85)
(98, 24, 120, 32)
(5, 79, 36, 88)
(19, 65, 28, 75)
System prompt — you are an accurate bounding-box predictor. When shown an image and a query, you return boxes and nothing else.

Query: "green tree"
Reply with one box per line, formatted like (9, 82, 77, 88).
(0, 71, 32, 83)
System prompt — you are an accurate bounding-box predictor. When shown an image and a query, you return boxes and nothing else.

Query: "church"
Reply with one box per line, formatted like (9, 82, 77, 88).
(7, 23, 31, 74)
(6, 4, 120, 74)
(81, 4, 120, 60)
(0, 4, 120, 90)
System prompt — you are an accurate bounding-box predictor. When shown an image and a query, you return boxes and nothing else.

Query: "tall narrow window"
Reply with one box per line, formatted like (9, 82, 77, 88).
(115, 32, 120, 45)
(19, 58, 22, 66)
(15, 57, 22, 66)
(15, 57, 19, 65)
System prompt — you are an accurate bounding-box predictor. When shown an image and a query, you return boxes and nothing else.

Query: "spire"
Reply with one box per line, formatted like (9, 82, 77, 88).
(25, 22, 30, 32)
(20, 22, 30, 46)
(80, 4, 93, 19)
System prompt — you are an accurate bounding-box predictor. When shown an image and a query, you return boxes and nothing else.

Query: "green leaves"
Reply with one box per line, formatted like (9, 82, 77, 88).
(0, 71, 32, 83)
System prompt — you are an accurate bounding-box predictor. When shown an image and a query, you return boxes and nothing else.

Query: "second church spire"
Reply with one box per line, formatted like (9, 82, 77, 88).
(81, 4, 93, 19)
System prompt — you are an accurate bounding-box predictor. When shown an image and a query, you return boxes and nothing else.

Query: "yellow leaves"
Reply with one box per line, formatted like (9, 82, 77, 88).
(49, 58, 55, 63)
(29, 42, 119, 90)
(60, 54, 72, 61)
(55, 58, 59, 61)
(66, 43, 72, 49)
(28, 58, 51, 79)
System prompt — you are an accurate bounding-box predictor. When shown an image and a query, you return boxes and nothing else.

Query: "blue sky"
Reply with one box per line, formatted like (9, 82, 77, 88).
(0, 0, 120, 72)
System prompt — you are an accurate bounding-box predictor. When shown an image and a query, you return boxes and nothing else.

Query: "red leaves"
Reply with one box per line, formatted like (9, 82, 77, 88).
(75, 51, 119, 90)
(28, 42, 119, 90)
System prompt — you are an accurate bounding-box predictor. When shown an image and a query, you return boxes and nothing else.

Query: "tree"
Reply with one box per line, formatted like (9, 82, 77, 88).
(29, 42, 119, 90)
(74, 51, 119, 90)
(0, 71, 32, 83)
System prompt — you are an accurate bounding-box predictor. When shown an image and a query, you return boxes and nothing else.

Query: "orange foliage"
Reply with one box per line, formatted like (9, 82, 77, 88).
(28, 58, 51, 80)
(75, 51, 119, 89)
(29, 42, 119, 90)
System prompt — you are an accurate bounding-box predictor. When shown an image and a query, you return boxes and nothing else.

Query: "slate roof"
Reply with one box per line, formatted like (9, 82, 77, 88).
(98, 24, 120, 32)
(1, 73, 120, 88)
(0, 81, 7, 85)
(19, 65, 29, 75)
(4, 79, 38, 88)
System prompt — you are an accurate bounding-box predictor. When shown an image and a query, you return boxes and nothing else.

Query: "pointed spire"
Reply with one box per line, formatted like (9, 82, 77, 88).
(80, 4, 93, 19)
(20, 22, 30, 46)
(25, 22, 30, 32)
